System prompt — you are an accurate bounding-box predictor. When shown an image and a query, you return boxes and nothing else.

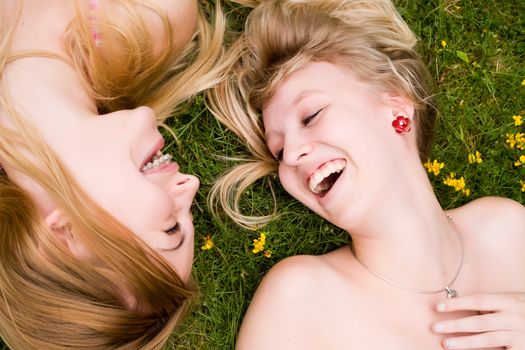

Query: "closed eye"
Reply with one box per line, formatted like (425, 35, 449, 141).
(301, 109, 322, 126)
(160, 222, 185, 251)
(165, 223, 179, 235)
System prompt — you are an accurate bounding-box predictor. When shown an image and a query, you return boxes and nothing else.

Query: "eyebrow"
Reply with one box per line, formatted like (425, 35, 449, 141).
(292, 89, 323, 107)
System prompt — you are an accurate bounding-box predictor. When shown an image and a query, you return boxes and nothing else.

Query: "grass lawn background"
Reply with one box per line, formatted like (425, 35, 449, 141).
(1, 0, 524, 349)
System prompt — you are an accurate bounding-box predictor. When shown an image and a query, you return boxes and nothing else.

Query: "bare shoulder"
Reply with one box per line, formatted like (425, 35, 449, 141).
(449, 197, 525, 283)
(138, 0, 198, 52)
(102, 0, 197, 57)
(455, 196, 525, 216)
(236, 254, 336, 350)
(449, 196, 525, 240)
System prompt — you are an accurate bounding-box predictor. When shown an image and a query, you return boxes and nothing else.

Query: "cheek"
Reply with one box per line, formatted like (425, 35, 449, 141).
(278, 166, 303, 200)
(162, 240, 194, 283)
(100, 181, 172, 234)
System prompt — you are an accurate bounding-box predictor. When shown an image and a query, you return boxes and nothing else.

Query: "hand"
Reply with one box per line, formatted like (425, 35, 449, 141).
(432, 292, 525, 349)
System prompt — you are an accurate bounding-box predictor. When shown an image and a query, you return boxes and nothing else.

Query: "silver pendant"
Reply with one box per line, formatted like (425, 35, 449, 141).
(445, 286, 457, 298)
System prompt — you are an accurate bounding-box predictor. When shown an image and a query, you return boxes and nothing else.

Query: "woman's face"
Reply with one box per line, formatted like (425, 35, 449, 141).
(70, 1, 200, 281)
(83, 107, 198, 281)
(67, 1, 200, 280)
(14, 107, 198, 282)
(263, 61, 411, 229)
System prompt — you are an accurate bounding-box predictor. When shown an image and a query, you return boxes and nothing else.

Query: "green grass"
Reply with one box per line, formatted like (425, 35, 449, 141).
(2, 0, 523, 349)
(166, 1, 525, 349)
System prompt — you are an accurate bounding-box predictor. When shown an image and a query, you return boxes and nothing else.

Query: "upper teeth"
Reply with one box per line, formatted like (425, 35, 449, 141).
(308, 159, 346, 194)
(141, 151, 172, 172)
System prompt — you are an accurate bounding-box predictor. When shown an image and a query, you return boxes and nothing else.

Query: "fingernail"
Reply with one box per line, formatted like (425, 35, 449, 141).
(433, 323, 445, 332)
(437, 302, 446, 311)
(445, 339, 458, 349)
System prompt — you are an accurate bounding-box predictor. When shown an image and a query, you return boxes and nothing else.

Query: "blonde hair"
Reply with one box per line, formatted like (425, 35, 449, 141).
(0, 0, 223, 349)
(208, 0, 436, 228)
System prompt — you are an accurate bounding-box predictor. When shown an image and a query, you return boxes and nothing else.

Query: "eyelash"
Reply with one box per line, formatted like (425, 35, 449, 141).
(165, 223, 179, 235)
(159, 222, 185, 251)
(301, 109, 322, 126)
(274, 109, 323, 162)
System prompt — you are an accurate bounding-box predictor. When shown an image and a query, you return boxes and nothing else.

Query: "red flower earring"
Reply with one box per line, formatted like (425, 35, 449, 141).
(392, 116, 411, 134)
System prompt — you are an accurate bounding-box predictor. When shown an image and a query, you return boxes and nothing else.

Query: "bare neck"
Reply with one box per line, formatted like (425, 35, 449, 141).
(347, 161, 463, 293)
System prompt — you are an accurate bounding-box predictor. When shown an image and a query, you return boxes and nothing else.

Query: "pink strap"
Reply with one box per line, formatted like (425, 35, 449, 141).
(89, 0, 100, 46)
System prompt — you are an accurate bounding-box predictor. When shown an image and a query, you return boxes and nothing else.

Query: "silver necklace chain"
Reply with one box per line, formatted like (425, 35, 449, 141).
(351, 215, 463, 299)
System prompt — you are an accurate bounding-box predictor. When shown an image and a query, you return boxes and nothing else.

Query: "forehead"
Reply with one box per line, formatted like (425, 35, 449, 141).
(264, 61, 340, 108)
(263, 61, 368, 110)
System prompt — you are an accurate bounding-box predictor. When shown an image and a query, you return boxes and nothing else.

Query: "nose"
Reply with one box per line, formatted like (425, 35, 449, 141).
(282, 135, 312, 166)
(168, 174, 200, 212)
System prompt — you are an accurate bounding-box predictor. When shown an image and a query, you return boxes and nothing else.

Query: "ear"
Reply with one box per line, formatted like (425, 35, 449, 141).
(44, 208, 73, 243)
(388, 94, 415, 120)
(45, 209, 93, 259)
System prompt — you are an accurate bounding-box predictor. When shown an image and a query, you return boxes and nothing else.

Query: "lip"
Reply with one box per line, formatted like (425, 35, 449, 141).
(140, 138, 165, 170)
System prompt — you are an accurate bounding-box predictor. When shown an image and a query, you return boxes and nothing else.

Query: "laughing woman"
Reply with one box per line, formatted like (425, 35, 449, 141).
(0, 0, 222, 349)
(209, 0, 525, 349)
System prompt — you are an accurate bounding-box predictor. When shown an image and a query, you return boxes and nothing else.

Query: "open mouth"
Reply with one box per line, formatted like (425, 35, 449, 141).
(141, 150, 173, 173)
(308, 159, 346, 197)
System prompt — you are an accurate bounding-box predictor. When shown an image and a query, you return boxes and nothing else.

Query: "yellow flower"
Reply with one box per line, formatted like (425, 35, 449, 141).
(518, 133, 525, 150)
(263, 250, 272, 258)
(467, 151, 483, 164)
(252, 232, 267, 254)
(423, 159, 445, 176)
(506, 133, 517, 149)
(521, 181, 525, 192)
(443, 173, 463, 190)
(513, 115, 523, 126)
(522, 79, 525, 86)
(443, 172, 470, 196)
(201, 235, 214, 250)
(515, 155, 525, 167)
(441, 40, 447, 48)
(506, 133, 525, 150)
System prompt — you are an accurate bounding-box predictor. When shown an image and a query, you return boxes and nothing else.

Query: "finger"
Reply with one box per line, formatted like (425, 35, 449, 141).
(442, 331, 513, 349)
(433, 313, 511, 334)
(437, 293, 514, 313)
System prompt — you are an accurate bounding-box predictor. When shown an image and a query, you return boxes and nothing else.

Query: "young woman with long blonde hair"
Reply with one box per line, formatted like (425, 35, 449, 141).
(0, 0, 223, 349)
(209, 0, 525, 349)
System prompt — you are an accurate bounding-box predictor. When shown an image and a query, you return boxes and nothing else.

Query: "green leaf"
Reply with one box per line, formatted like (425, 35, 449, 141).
(456, 50, 470, 63)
